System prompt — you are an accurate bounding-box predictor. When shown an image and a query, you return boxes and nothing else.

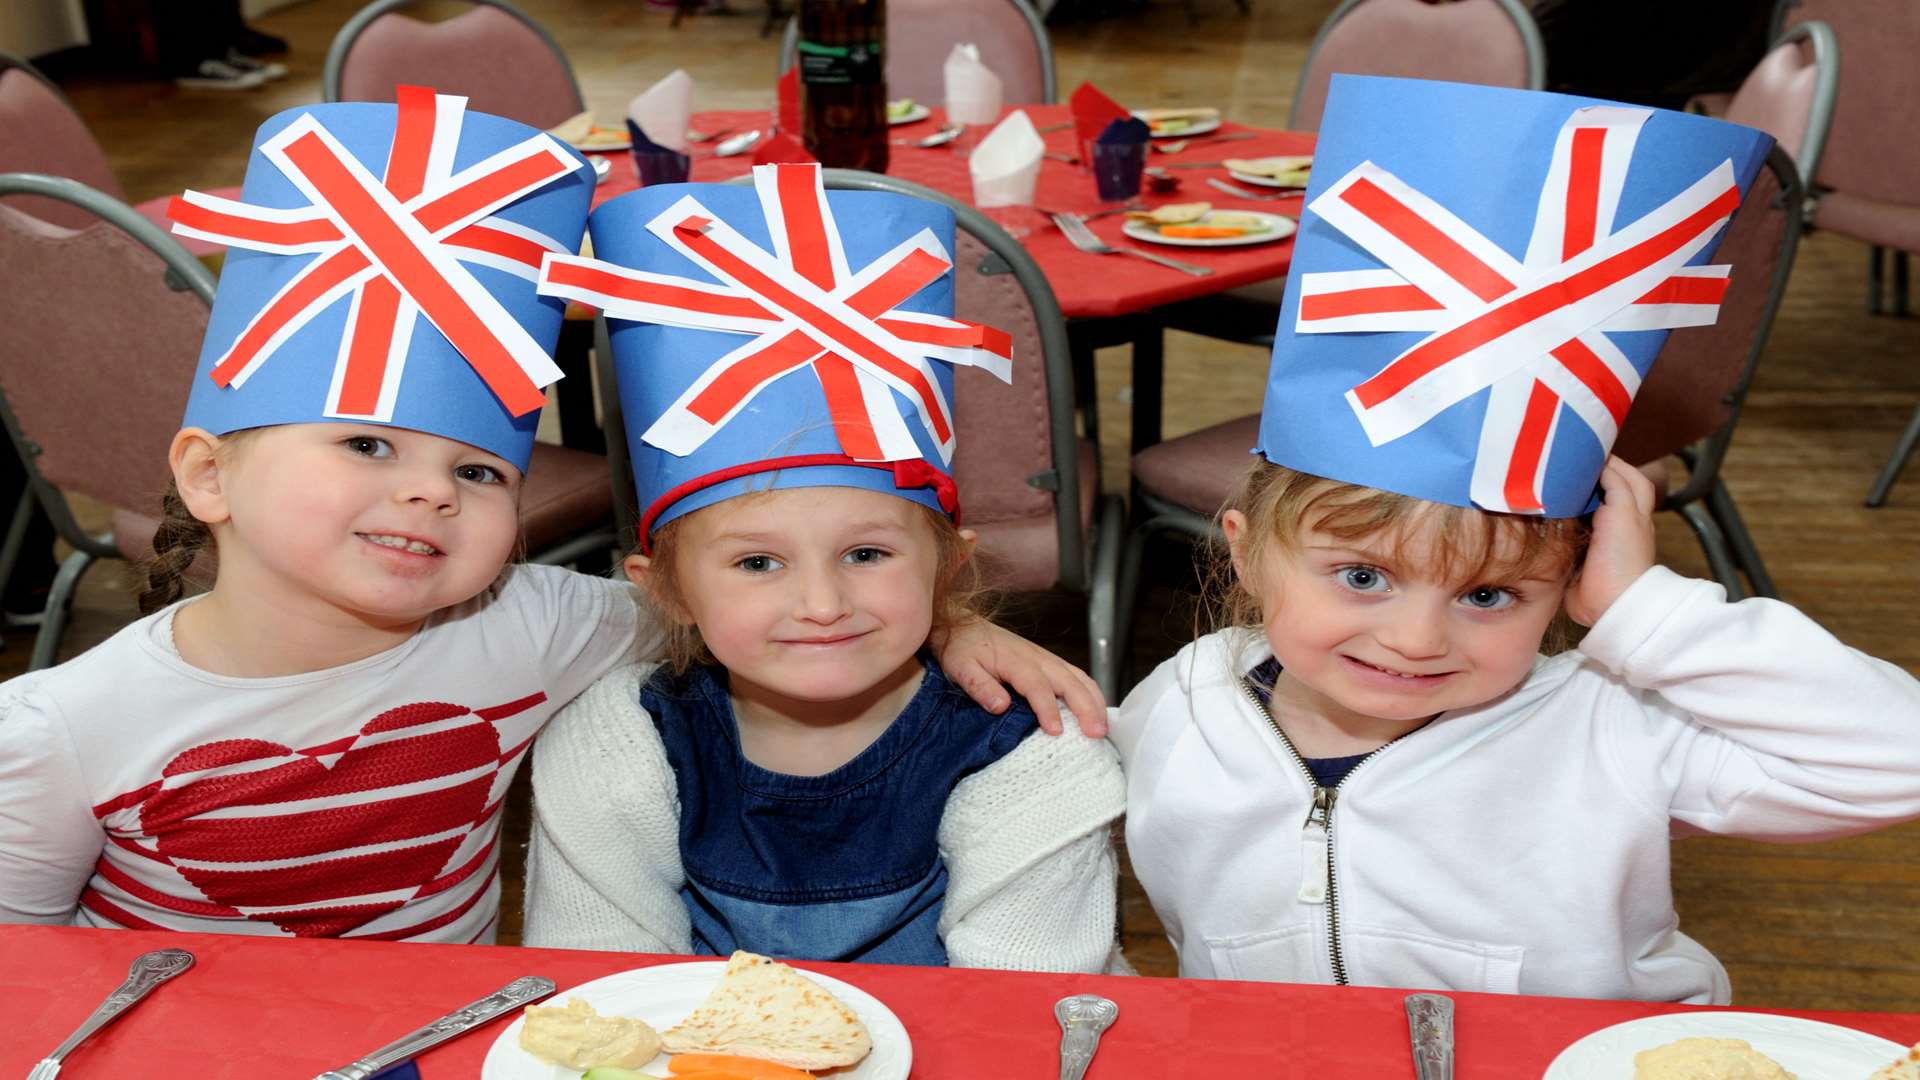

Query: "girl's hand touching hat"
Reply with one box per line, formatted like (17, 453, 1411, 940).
(1565, 456, 1658, 628)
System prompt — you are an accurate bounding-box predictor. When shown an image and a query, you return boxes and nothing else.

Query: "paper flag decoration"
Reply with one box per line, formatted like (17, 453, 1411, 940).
(536, 165, 1014, 543)
(1070, 81, 1131, 168)
(168, 88, 593, 472)
(1255, 76, 1772, 517)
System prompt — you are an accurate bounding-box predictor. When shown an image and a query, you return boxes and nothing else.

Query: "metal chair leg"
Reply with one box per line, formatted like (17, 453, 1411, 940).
(1677, 501, 1746, 602)
(0, 488, 33, 611)
(1870, 245, 1886, 315)
(1085, 496, 1125, 703)
(29, 546, 94, 670)
(1705, 479, 1777, 599)
(1898, 251, 1912, 317)
(1866, 402, 1920, 507)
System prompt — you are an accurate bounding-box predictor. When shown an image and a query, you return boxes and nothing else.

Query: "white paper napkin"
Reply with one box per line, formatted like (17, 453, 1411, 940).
(969, 109, 1043, 208)
(943, 43, 1003, 127)
(628, 68, 692, 152)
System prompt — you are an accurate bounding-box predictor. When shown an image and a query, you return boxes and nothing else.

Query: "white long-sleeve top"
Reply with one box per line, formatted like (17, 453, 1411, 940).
(523, 661, 1128, 973)
(1112, 567, 1920, 1003)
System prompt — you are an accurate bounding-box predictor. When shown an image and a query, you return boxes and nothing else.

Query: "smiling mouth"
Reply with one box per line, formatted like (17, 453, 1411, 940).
(1345, 655, 1452, 681)
(779, 632, 870, 646)
(359, 533, 441, 557)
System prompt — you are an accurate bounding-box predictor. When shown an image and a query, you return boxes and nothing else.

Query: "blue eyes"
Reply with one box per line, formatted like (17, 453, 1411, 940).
(1335, 565, 1519, 610)
(1340, 566, 1391, 593)
(342, 436, 504, 485)
(735, 548, 889, 574)
(737, 555, 782, 573)
(1461, 586, 1516, 610)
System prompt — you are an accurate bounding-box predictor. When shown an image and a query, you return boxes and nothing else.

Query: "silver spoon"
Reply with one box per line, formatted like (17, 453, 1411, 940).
(685, 126, 730, 144)
(893, 124, 963, 148)
(1055, 994, 1118, 1080)
(28, 949, 195, 1080)
(712, 129, 763, 157)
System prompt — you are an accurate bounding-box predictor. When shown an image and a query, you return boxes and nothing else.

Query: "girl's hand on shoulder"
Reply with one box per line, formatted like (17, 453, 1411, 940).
(931, 620, 1108, 737)
(1565, 455, 1658, 627)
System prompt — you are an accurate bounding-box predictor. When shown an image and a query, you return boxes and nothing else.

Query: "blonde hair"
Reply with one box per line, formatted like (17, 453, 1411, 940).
(641, 497, 990, 674)
(1205, 459, 1592, 652)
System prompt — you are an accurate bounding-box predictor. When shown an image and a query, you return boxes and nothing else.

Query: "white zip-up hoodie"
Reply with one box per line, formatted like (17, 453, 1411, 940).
(1112, 567, 1920, 1003)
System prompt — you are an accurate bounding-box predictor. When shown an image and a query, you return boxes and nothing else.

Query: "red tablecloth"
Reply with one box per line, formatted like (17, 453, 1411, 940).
(8, 925, 1919, 1079)
(587, 105, 1311, 321)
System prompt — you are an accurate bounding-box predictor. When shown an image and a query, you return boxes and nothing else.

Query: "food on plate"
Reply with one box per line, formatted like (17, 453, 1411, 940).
(669, 1053, 816, 1079)
(1869, 1041, 1920, 1079)
(1135, 107, 1220, 135)
(1632, 1037, 1796, 1080)
(1126, 202, 1212, 225)
(547, 110, 628, 151)
(886, 98, 918, 120)
(518, 997, 664, 1070)
(660, 951, 873, 1071)
(582, 1069, 652, 1080)
(1225, 155, 1313, 187)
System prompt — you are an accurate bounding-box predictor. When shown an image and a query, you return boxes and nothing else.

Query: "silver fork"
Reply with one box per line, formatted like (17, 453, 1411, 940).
(1052, 212, 1213, 276)
(29, 948, 194, 1080)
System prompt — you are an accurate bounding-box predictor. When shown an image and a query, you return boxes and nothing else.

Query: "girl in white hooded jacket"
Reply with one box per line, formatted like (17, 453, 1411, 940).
(1112, 457, 1920, 1004)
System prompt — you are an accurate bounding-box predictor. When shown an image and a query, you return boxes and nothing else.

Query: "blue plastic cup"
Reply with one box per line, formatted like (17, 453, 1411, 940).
(632, 146, 692, 186)
(1091, 140, 1147, 202)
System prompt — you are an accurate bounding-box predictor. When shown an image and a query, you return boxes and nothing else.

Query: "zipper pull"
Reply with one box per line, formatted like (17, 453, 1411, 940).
(1298, 786, 1336, 904)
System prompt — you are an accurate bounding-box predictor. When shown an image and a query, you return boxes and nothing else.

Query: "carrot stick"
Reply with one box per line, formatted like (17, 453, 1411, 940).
(668, 1055, 815, 1080)
(1159, 225, 1246, 238)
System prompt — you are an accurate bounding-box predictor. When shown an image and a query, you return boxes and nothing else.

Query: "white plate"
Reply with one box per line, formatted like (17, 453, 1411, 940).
(480, 960, 912, 1080)
(1133, 110, 1221, 138)
(888, 102, 931, 125)
(1543, 1011, 1907, 1080)
(591, 155, 611, 185)
(571, 135, 632, 153)
(1226, 167, 1309, 190)
(1121, 209, 1296, 247)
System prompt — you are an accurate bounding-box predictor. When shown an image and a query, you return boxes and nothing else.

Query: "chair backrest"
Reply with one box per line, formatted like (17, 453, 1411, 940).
(780, 0, 1055, 108)
(1722, 20, 1837, 190)
(1613, 146, 1802, 502)
(1289, 0, 1545, 132)
(0, 53, 125, 230)
(1775, 0, 1919, 205)
(324, 0, 585, 130)
(0, 174, 214, 552)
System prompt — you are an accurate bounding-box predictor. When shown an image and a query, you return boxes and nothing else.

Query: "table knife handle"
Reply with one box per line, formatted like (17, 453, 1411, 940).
(1406, 993, 1455, 1080)
(312, 976, 556, 1080)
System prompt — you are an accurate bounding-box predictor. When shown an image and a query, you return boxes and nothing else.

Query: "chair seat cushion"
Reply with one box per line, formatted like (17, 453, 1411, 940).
(1812, 191, 1920, 255)
(521, 442, 614, 553)
(969, 438, 1097, 593)
(1131, 414, 1261, 518)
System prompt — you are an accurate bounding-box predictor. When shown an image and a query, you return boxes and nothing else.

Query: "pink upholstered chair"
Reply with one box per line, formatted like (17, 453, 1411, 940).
(1774, 0, 1920, 503)
(0, 174, 618, 667)
(673, 170, 1121, 692)
(1103, 147, 1806, 693)
(0, 52, 230, 255)
(324, 0, 585, 130)
(779, 0, 1056, 107)
(1157, 0, 1545, 352)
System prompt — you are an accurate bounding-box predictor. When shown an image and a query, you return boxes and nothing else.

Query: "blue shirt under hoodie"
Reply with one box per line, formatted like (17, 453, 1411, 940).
(642, 655, 1038, 967)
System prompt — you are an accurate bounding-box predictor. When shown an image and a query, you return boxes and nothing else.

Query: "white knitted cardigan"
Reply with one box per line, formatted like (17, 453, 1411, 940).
(523, 662, 1130, 974)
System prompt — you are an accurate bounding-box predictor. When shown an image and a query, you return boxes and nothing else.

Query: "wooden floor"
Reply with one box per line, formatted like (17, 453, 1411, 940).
(14, 0, 1920, 1012)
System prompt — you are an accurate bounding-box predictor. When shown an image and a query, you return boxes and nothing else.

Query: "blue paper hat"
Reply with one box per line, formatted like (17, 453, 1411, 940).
(169, 87, 593, 473)
(1256, 76, 1773, 517)
(538, 164, 1012, 547)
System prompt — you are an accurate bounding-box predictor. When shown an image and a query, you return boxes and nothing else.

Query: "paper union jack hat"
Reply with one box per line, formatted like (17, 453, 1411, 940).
(168, 87, 593, 472)
(1257, 76, 1773, 516)
(538, 164, 1013, 546)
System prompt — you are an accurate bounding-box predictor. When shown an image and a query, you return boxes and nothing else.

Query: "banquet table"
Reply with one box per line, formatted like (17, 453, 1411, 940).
(582, 104, 1312, 453)
(9, 924, 1920, 1079)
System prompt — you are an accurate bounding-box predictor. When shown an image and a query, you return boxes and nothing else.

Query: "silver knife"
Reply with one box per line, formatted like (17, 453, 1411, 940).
(311, 976, 556, 1080)
(1405, 992, 1455, 1080)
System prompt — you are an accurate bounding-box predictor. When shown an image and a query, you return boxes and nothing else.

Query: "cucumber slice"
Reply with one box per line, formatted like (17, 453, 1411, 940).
(581, 1068, 652, 1080)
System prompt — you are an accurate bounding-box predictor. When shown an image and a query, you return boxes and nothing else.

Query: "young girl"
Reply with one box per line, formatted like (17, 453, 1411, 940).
(0, 98, 1100, 944)
(522, 165, 1126, 972)
(1114, 77, 1920, 1004)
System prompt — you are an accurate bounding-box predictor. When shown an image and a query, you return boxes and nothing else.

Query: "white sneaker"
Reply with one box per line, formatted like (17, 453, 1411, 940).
(175, 58, 266, 90)
(225, 49, 289, 81)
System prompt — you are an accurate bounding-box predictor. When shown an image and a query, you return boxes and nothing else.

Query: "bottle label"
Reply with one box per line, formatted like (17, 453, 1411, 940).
(797, 38, 883, 85)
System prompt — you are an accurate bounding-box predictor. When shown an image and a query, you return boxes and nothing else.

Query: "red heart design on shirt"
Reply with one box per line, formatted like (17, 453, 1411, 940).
(136, 700, 521, 937)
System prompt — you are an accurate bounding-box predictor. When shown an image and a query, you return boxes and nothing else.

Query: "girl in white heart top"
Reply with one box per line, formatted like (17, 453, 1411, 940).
(1113, 458, 1920, 1003)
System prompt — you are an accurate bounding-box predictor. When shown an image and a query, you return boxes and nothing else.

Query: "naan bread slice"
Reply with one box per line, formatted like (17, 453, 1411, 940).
(661, 951, 873, 1071)
(1870, 1042, 1920, 1080)
(1126, 202, 1211, 225)
(547, 111, 594, 145)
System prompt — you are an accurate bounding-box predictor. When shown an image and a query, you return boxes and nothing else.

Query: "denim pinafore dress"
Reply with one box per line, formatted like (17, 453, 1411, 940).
(643, 656, 1037, 966)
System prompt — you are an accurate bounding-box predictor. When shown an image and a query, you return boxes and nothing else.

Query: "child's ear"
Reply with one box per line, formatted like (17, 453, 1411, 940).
(624, 552, 694, 626)
(169, 428, 230, 527)
(1221, 509, 1254, 586)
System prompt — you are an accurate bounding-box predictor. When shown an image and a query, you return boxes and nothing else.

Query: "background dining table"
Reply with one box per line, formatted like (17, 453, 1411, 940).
(8, 924, 1920, 1079)
(580, 103, 1313, 455)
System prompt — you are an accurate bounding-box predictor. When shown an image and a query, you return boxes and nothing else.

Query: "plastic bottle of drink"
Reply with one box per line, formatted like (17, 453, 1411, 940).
(796, 0, 889, 173)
